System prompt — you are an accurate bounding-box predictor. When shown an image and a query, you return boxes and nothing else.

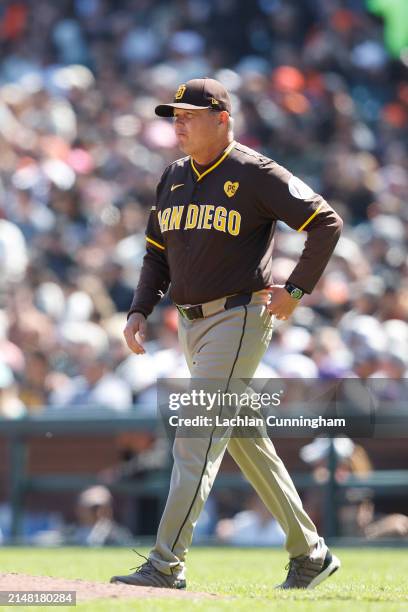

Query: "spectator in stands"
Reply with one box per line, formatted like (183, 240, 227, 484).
(49, 348, 132, 411)
(299, 437, 372, 531)
(216, 492, 285, 547)
(365, 512, 408, 540)
(0, 361, 26, 419)
(300, 437, 408, 539)
(19, 350, 50, 411)
(66, 486, 134, 546)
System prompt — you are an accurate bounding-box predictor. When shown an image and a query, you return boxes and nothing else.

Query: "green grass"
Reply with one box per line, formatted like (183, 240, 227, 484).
(0, 547, 407, 611)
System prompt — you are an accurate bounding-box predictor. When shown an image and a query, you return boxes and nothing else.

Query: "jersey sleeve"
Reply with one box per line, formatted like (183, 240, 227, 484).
(127, 170, 171, 318)
(254, 160, 343, 293)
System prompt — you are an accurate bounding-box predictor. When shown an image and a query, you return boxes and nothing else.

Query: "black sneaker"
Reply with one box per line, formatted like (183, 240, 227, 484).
(110, 553, 186, 589)
(276, 549, 340, 590)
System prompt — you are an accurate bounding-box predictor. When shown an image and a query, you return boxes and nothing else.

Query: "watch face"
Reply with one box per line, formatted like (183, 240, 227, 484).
(291, 288, 303, 300)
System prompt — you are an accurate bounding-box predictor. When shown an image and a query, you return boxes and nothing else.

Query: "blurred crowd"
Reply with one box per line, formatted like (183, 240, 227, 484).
(0, 0, 407, 419)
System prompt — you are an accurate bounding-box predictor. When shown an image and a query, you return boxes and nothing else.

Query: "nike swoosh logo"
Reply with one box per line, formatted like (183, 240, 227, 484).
(171, 183, 184, 192)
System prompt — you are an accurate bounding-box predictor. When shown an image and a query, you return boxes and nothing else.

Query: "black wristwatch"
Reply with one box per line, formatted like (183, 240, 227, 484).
(284, 282, 304, 300)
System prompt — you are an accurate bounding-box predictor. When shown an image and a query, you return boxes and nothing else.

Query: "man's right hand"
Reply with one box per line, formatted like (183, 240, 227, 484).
(123, 312, 147, 354)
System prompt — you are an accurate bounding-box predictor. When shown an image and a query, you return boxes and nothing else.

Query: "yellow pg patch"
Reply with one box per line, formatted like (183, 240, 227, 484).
(224, 181, 239, 198)
(175, 85, 186, 100)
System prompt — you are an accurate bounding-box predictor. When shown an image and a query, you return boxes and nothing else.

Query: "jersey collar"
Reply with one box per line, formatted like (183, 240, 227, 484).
(190, 140, 236, 182)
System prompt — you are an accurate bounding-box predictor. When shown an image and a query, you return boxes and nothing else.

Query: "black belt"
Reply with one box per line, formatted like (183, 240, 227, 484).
(176, 293, 252, 321)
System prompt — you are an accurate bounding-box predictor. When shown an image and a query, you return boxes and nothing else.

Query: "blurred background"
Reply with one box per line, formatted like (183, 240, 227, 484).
(0, 0, 407, 547)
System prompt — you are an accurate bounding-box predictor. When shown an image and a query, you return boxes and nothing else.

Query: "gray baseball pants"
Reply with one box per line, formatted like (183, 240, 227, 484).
(149, 292, 320, 577)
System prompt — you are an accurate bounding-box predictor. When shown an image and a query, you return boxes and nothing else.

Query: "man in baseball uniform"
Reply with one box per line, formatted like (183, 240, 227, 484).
(111, 78, 342, 590)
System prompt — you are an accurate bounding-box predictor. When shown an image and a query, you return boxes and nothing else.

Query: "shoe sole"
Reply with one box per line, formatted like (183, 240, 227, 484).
(307, 554, 341, 589)
(110, 577, 186, 589)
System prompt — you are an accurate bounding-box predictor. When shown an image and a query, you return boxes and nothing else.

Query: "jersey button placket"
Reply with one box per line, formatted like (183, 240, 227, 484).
(181, 179, 199, 304)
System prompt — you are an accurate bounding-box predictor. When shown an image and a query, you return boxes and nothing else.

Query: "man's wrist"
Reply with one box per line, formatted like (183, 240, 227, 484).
(284, 282, 305, 300)
(127, 309, 147, 320)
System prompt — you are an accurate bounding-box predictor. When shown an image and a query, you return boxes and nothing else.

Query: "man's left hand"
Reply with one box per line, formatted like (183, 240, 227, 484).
(266, 284, 300, 320)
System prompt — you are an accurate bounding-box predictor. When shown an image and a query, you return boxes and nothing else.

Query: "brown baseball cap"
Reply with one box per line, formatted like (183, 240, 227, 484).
(155, 78, 231, 117)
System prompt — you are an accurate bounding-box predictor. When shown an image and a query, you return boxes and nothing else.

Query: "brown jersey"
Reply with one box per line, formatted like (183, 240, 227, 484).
(128, 141, 343, 317)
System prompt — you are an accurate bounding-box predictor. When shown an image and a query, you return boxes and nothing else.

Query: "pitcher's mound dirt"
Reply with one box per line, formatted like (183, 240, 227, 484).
(0, 573, 224, 602)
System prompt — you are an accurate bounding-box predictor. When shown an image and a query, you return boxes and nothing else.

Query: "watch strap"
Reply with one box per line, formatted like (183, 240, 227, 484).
(284, 282, 304, 300)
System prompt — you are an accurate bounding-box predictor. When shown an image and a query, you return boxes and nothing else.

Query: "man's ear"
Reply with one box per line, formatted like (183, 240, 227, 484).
(218, 110, 229, 126)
